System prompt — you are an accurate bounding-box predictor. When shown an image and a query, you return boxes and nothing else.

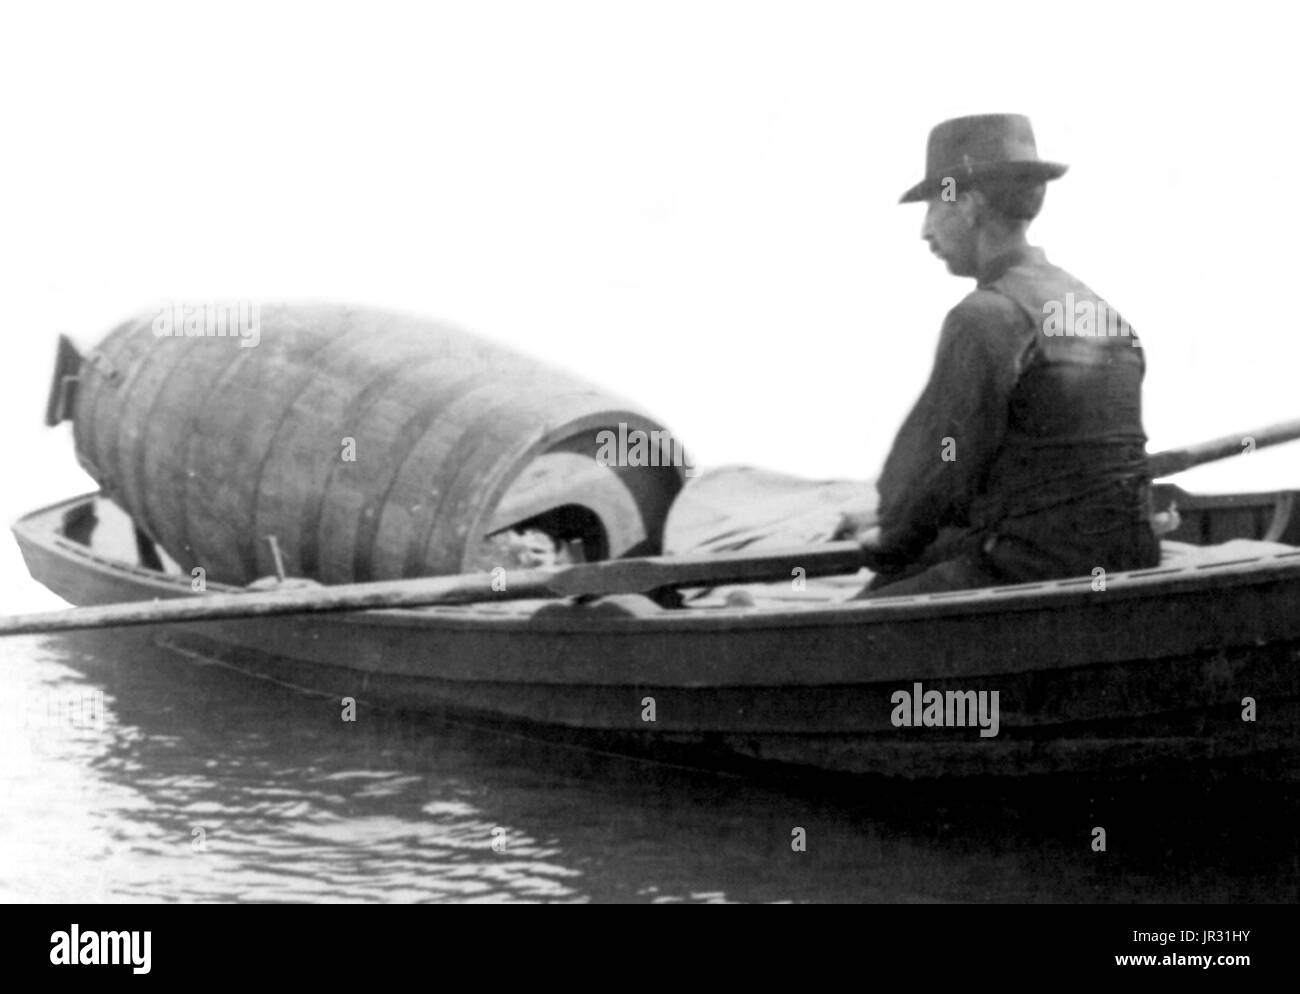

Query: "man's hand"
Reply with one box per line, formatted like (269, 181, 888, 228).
(830, 510, 877, 542)
(853, 525, 884, 553)
(852, 525, 904, 573)
(831, 515, 898, 572)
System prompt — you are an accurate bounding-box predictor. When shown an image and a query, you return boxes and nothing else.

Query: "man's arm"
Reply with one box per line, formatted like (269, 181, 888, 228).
(872, 291, 1031, 564)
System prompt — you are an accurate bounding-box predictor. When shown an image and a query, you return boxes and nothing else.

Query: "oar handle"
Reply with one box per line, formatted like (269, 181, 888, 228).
(548, 542, 867, 597)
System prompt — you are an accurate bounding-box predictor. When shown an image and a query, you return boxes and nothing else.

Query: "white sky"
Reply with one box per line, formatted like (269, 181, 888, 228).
(3, 1, 1299, 595)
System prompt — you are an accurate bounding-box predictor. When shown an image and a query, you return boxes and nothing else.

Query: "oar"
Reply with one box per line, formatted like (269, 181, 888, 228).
(4, 416, 1300, 637)
(0, 542, 869, 637)
(1146, 417, 1300, 478)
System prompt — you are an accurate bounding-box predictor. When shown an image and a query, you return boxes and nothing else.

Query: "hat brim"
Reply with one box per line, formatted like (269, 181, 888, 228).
(899, 161, 1068, 204)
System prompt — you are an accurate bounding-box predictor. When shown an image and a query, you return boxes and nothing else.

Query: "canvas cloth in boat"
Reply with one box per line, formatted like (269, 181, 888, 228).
(70, 304, 685, 585)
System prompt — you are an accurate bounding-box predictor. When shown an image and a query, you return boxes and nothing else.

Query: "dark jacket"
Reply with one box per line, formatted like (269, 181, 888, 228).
(873, 245, 1159, 584)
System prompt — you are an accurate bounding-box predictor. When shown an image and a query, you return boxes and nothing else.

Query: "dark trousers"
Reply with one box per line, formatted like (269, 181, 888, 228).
(858, 490, 1161, 599)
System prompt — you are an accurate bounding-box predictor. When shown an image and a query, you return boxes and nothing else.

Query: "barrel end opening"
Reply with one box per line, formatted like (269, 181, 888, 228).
(483, 503, 609, 568)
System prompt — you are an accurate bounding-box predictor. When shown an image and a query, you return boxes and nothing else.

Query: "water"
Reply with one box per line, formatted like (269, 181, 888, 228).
(2, 624, 1296, 904)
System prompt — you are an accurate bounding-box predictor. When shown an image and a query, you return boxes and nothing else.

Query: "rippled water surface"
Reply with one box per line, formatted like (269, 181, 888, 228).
(1, 628, 1296, 904)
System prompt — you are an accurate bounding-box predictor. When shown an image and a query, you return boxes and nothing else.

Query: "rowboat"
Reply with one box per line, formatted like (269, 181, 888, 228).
(10, 305, 1300, 779)
(12, 476, 1300, 779)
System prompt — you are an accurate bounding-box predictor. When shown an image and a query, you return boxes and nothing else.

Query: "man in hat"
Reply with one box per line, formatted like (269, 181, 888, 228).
(838, 114, 1160, 595)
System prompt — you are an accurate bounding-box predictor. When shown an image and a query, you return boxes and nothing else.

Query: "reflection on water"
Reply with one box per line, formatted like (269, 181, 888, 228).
(0, 628, 1296, 904)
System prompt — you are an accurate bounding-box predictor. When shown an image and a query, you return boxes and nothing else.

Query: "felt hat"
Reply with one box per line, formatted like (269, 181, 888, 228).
(899, 114, 1067, 203)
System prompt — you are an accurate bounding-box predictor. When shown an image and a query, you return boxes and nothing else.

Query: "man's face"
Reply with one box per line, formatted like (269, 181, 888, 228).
(922, 194, 978, 277)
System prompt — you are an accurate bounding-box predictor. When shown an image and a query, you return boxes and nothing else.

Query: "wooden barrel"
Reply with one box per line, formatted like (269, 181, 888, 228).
(67, 303, 686, 585)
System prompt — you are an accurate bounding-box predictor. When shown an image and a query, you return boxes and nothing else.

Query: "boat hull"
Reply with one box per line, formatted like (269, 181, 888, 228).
(13, 493, 1300, 778)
